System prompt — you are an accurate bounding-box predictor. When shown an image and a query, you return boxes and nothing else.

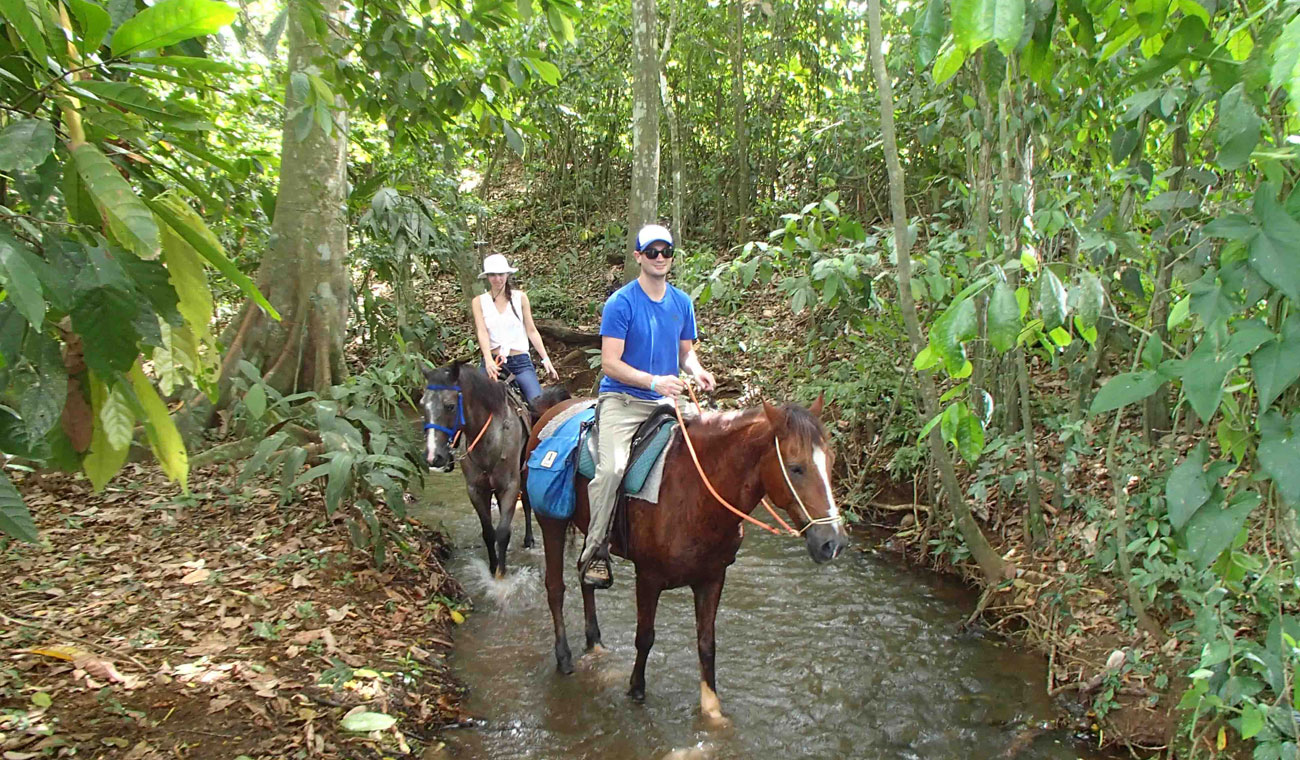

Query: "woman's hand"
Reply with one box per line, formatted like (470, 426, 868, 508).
(542, 356, 559, 381)
(484, 356, 500, 381)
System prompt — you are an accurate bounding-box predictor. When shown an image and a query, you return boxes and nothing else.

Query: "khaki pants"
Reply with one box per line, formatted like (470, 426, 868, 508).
(579, 392, 669, 566)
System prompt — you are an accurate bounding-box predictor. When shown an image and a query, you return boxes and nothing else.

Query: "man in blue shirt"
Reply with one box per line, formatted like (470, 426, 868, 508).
(580, 224, 716, 589)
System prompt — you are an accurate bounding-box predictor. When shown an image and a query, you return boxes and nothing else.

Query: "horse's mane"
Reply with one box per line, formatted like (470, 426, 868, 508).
(455, 363, 510, 411)
(687, 402, 826, 446)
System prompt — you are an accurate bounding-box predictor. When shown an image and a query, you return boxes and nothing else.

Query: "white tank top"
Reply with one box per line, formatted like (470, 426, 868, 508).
(478, 290, 529, 357)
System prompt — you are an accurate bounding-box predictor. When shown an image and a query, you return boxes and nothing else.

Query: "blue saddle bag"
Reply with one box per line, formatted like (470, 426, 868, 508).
(526, 408, 596, 520)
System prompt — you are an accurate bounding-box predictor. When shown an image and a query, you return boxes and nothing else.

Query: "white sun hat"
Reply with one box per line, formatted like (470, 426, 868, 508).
(636, 224, 673, 251)
(478, 253, 518, 277)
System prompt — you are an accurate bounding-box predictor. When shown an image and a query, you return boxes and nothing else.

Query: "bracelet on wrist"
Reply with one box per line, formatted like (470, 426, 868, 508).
(649, 376, 657, 392)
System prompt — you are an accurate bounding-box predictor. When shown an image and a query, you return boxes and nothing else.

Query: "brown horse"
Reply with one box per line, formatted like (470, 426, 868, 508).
(525, 395, 849, 721)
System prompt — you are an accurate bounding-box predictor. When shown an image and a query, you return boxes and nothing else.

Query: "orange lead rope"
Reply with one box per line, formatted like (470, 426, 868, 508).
(674, 385, 798, 537)
(464, 412, 494, 454)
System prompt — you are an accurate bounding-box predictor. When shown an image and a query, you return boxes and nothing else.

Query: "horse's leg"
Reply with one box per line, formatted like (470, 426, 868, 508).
(493, 476, 520, 579)
(628, 572, 663, 701)
(692, 572, 727, 722)
(468, 484, 499, 576)
(540, 516, 574, 674)
(521, 489, 535, 549)
(581, 579, 603, 653)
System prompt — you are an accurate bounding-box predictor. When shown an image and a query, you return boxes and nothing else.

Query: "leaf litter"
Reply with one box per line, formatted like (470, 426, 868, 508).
(0, 463, 473, 758)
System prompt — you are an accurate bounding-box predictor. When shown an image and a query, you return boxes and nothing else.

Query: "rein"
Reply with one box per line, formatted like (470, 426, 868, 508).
(670, 384, 808, 538)
(424, 384, 495, 454)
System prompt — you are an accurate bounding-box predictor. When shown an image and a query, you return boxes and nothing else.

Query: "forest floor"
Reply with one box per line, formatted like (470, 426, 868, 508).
(1, 463, 471, 759)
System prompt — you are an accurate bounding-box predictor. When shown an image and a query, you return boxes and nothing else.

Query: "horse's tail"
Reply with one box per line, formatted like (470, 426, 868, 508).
(529, 385, 572, 424)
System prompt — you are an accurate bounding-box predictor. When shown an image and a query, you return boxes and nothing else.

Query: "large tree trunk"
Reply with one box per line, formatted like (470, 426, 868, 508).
(659, 0, 684, 244)
(866, 0, 1010, 587)
(218, 0, 349, 397)
(625, 0, 661, 282)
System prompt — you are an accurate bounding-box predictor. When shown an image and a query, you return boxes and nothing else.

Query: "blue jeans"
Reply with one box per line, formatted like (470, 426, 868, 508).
(493, 354, 542, 404)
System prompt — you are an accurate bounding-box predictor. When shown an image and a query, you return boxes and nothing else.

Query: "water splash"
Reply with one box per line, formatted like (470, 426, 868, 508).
(461, 556, 543, 612)
(660, 742, 715, 760)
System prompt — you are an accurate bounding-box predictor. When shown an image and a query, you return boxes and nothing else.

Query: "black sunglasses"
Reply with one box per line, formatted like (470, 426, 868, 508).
(643, 246, 675, 259)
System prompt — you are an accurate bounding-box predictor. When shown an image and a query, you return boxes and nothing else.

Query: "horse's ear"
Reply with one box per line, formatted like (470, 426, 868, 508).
(762, 401, 786, 428)
(422, 367, 437, 383)
(809, 393, 825, 418)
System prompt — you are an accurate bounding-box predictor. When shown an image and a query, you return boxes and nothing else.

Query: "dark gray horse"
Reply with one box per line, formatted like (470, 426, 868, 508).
(421, 362, 534, 578)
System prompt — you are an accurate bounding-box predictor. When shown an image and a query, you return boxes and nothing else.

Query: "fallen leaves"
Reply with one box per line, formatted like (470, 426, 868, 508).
(2, 462, 469, 757)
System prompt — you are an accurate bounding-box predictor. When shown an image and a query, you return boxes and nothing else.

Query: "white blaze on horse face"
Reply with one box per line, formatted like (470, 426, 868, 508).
(812, 446, 842, 533)
(425, 427, 438, 462)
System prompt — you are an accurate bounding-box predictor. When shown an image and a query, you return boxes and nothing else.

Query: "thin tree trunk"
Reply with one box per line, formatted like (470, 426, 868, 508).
(218, 0, 348, 398)
(730, 0, 748, 243)
(659, 0, 684, 243)
(866, 0, 1009, 586)
(1143, 112, 1188, 440)
(626, 0, 661, 281)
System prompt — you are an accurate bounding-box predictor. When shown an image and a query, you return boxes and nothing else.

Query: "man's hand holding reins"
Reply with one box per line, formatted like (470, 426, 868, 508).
(690, 368, 716, 392)
(650, 374, 688, 397)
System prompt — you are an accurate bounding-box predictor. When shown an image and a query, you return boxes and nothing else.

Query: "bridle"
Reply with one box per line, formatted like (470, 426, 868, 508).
(424, 384, 494, 454)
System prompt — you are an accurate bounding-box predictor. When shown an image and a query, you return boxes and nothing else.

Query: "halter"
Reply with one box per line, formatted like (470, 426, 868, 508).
(672, 383, 840, 537)
(424, 384, 494, 454)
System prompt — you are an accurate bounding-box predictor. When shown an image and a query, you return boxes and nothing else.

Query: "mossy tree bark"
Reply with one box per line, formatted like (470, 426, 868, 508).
(219, 0, 349, 398)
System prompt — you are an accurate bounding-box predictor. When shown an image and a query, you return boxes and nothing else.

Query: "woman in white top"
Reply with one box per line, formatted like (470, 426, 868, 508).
(470, 253, 558, 404)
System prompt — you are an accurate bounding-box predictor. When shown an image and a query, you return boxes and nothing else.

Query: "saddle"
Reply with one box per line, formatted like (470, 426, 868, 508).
(578, 404, 678, 499)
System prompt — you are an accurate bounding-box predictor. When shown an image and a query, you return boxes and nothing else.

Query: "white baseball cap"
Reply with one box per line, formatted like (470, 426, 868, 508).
(478, 253, 518, 277)
(635, 224, 674, 251)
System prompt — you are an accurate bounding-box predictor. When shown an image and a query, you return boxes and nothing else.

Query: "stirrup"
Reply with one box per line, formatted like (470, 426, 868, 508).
(581, 556, 613, 589)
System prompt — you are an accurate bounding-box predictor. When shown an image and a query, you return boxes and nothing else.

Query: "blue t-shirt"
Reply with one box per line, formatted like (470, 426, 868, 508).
(598, 280, 698, 400)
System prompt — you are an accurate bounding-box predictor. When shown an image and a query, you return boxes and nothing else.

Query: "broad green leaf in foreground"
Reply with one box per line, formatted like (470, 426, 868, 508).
(72, 144, 160, 259)
(0, 470, 38, 543)
(110, 0, 236, 55)
(0, 119, 56, 172)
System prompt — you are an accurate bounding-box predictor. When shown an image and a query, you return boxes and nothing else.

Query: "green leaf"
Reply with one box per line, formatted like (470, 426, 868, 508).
(129, 362, 187, 491)
(1252, 315, 1300, 411)
(1183, 490, 1259, 571)
(340, 711, 396, 732)
(0, 119, 55, 172)
(1249, 190, 1300, 303)
(16, 331, 66, 445)
(516, 0, 531, 21)
(1181, 337, 1232, 423)
(1259, 412, 1300, 507)
(110, 0, 236, 55)
(503, 121, 524, 155)
(1241, 702, 1265, 740)
(1202, 214, 1256, 241)
(1167, 297, 1190, 331)
(931, 39, 967, 84)
(66, 0, 111, 53)
(1039, 268, 1068, 330)
(0, 231, 46, 328)
(244, 383, 266, 420)
(1215, 84, 1260, 171)
(323, 452, 354, 515)
(526, 57, 560, 85)
(1270, 15, 1300, 117)
(0, 470, 38, 543)
(930, 297, 977, 376)
(74, 81, 212, 130)
(1073, 271, 1105, 329)
(1167, 440, 1210, 531)
(72, 143, 160, 259)
(72, 246, 140, 375)
(988, 281, 1020, 353)
(0, 0, 50, 67)
(1088, 370, 1161, 415)
(952, 0, 1024, 53)
(148, 194, 278, 319)
(84, 373, 132, 490)
(544, 4, 574, 43)
(913, 0, 948, 66)
(913, 344, 940, 370)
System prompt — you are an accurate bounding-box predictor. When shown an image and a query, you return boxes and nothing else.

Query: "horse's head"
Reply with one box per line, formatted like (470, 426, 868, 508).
(421, 363, 464, 472)
(761, 395, 849, 564)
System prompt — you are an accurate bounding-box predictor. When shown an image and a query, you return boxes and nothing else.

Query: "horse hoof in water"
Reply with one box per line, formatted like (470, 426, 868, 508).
(628, 685, 645, 702)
